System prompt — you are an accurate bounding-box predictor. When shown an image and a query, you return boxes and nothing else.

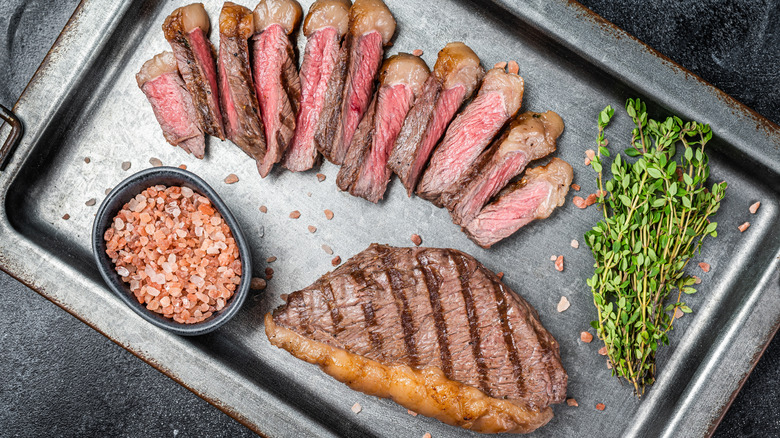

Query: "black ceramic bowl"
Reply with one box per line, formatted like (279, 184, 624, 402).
(92, 167, 252, 336)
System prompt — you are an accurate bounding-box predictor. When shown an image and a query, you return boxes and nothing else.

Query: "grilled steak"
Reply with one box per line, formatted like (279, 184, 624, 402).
(445, 111, 564, 226)
(163, 3, 225, 140)
(283, 0, 351, 172)
(267, 244, 567, 434)
(218, 2, 268, 166)
(252, 0, 303, 177)
(418, 67, 524, 206)
(336, 53, 429, 202)
(137, 52, 205, 158)
(317, 0, 396, 165)
(466, 158, 573, 248)
(388, 42, 484, 196)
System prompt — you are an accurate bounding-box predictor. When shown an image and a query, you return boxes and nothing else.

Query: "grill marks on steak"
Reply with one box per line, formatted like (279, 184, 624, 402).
(466, 158, 573, 248)
(445, 110, 565, 226)
(270, 244, 567, 408)
(388, 42, 484, 196)
(252, 0, 303, 177)
(218, 3, 267, 165)
(418, 67, 525, 206)
(137, 52, 205, 158)
(337, 53, 429, 202)
(163, 4, 225, 140)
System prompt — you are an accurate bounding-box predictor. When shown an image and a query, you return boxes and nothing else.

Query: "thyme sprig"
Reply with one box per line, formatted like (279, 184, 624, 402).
(585, 98, 727, 396)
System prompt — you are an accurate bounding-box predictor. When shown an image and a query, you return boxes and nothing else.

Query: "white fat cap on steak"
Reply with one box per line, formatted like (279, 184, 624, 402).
(380, 53, 431, 97)
(136, 51, 178, 88)
(349, 0, 396, 44)
(303, 0, 351, 37)
(253, 0, 303, 34)
(178, 3, 210, 33)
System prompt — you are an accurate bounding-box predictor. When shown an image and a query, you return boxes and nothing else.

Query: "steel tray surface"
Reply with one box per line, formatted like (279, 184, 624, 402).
(0, 0, 778, 437)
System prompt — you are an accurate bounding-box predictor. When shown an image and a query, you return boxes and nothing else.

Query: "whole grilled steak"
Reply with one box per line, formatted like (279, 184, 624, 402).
(252, 0, 303, 177)
(336, 53, 429, 202)
(163, 3, 225, 140)
(283, 0, 351, 172)
(465, 158, 573, 248)
(445, 111, 564, 226)
(387, 42, 484, 196)
(417, 66, 524, 206)
(136, 52, 205, 158)
(218, 2, 268, 166)
(266, 243, 567, 434)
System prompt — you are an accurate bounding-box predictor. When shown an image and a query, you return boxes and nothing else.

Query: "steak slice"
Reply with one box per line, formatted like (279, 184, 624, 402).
(163, 4, 225, 140)
(252, 0, 303, 177)
(465, 158, 573, 248)
(267, 243, 567, 434)
(136, 52, 205, 158)
(324, 0, 396, 165)
(283, 0, 351, 172)
(445, 111, 564, 226)
(218, 2, 267, 165)
(417, 66, 524, 206)
(336, 53, 429, 202)
(387, 42, 484, 196)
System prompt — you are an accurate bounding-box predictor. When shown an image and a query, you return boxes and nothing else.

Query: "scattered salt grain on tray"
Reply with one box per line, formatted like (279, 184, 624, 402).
(265, 267, 274, 278)
(407, 409, 418, 417)
(557, 296, 570, 312)
(566, 398, 578, 407)
(85, 198, 96, 206)
(693, 275, 701, 284)
(550, 255, 557, 261)
(149, 157, 163, 167)
(738, 222, 750, 232)
(411, 234, 422, 246)
(749, 202, 761, 214)
(62, 214, 70, 220)
(224, 174, 239, 184)
(259, 205, 268, 213)
(351, 403, 362, 414)
(316, 173, 326, 182)
(121, 161, 131, 171)
(332, 256, 341, 266)
(422, 433, 432, 438)
(266, 256, 277, 263)
(324, 209, 334, 220)
(596, 403, 606, 411)
(571, 239, 579, 249)
(322, 244, 334, 255)
(580, 332, 593, 343)
(84, 157, 91, 163)
(674, 307, 684, 319)
(571, 183, 581, 191)
(555, 255, 564, 272)
(105, 188, 113, 195)
(598, 346, 608, 356)
(308, 225, 317, 233)
(178, 164, 187, 170)
(507, 60, 519, 74)
(250, 277, 267, 290)
(698, 262, 711, 273)
(412, 49, 423, 56)
(572, 196, 587, 209)
(104, 185, 240, 324)
(290, 210, 301, 219)
(493, 61, 507, 69)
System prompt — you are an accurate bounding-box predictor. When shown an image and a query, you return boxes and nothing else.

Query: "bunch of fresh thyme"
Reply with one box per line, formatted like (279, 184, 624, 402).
(585, 98, 727, 396)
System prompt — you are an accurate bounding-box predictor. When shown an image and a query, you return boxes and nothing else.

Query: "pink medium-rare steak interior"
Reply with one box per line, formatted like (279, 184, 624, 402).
(163, 4, 225, 140)
(445, 110, 564, 226)
(283, 0, 351, 171)
(387, 42, 484, 196)
(465, 158, 573, 248)
(218, 2, 267, 165)
(337, 53, 429, 202)
(137, 51, 205, 158)
(417, 67, 525, 206)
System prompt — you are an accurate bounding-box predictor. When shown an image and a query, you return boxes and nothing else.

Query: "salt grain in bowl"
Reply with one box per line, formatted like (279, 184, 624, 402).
(104, 185, 241, 324)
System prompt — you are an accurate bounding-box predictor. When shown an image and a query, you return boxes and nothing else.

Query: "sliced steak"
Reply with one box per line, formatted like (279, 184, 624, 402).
(387, 42, 484, 196)
(252, 0, 303, 177)
(418, 67, 524, 206)
(445, 111, 564, 226)
(218, 2, 267, 165)
(336, 53, 429, 202)
(267, 243, 567, 434)
(317, 0, 396, 165)
(137, 52, 205, 158)
(283, 0, 351, 172)
(466, 158, 573, 248)
(163, 4, 225, 139)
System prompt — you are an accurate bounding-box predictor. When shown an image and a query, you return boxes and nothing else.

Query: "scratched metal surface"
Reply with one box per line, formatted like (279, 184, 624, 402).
(0, 0, 778, 437)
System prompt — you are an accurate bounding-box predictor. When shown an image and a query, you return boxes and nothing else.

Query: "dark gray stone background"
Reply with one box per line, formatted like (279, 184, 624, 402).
(0, 0, 777, 436)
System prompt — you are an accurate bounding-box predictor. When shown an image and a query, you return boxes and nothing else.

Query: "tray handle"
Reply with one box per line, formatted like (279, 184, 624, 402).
(0, 104, 23, 172)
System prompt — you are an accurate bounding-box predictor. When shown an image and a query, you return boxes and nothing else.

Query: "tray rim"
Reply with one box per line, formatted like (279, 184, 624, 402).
(0, 0, 778, 436)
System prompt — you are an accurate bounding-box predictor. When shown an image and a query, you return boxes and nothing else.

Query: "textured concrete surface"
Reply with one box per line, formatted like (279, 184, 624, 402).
(0, 0, 777, 436)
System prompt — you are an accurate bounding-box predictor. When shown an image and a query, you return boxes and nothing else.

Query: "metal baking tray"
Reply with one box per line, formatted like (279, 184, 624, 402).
(1, 0, 778, 436)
